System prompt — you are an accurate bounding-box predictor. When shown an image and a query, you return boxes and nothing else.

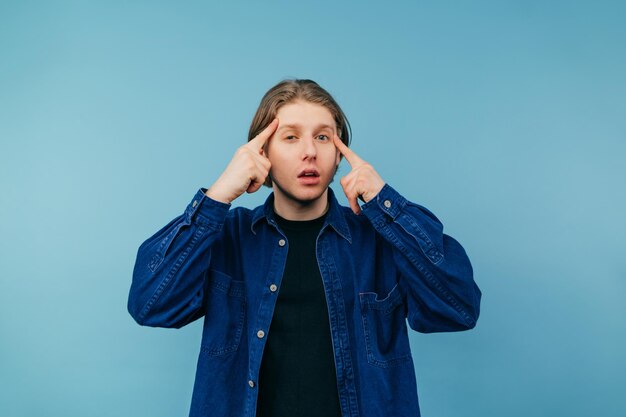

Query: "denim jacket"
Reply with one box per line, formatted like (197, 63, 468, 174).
(128, 183, 481, 417)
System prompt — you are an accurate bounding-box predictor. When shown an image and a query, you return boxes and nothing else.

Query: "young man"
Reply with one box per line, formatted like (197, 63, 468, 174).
(128, 79, 481, 417)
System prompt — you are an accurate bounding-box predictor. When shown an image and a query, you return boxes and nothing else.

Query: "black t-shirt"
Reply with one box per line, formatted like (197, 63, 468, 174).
(256, 210, 342, 417)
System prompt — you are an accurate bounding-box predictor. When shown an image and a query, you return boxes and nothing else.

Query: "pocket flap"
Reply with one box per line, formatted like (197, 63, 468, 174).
(209, 270, 246, 298)
(359, 283, 403, 314)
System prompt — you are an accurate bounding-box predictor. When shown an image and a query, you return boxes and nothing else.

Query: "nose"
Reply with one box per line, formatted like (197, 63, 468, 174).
(302, 137, 317, 160)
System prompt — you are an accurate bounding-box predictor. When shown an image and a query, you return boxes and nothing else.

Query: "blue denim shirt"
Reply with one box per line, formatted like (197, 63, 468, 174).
(128, 184, 481, 417)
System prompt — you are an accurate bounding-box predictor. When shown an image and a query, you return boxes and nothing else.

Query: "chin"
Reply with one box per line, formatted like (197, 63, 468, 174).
(291, 187, 327, 202)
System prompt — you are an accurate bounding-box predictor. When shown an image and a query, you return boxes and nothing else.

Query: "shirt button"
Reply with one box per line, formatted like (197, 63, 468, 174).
(248, 380, 255, 388)
(257, 330, 265, 339)
(269, 284, 277, 292)
(192, 200, 198, 208)
(278, 239, 286, 247)
(384, 200, 392, 208)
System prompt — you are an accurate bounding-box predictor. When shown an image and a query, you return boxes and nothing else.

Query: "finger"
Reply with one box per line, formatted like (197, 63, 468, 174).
(246, 167, 269, 194)
(340, 175, 362, 215)
(252, 154, 271, 177)
(250, 158, 265, 179)
(333, 134, 364, 167)
(247, 180, 263, 194)
(347, 193, 362, 215)
(256, 154, 271, 170)
(248, 118, 279, 151)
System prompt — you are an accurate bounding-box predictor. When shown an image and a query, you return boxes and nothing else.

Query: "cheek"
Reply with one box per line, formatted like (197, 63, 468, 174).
(267, 153, 291, 173)
(266, 144, 283, 164)
(324, 148, 340, 168)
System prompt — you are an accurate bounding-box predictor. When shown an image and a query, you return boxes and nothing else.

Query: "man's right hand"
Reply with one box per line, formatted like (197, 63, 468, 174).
(205, 118, 278, 204)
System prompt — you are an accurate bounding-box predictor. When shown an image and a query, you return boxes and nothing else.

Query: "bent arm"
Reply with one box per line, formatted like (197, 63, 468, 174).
(362, 184, 481, 333)
(127, 189, 231, 328)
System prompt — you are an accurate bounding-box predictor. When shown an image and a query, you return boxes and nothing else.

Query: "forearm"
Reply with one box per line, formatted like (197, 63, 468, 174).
(362, 184, 481, 332)
(127, 189, 231, 328)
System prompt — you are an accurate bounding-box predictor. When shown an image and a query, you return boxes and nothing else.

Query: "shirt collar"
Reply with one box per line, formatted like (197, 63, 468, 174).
(250, 187, 352, 243)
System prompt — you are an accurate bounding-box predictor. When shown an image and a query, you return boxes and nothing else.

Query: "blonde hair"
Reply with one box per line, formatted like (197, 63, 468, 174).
(248, 79, 351, 187)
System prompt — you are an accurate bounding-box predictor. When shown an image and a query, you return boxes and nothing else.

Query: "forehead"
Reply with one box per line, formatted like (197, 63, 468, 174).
(275, 100, 335, 129)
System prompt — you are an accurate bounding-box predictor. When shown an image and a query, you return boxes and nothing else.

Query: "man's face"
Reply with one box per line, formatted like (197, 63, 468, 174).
(266, 100, 341, 206)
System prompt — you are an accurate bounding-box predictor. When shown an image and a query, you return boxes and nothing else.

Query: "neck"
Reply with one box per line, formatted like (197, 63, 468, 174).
(272, 189, 330, 220)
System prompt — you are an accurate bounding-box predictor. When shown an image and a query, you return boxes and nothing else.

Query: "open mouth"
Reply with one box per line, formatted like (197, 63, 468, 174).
(298, 169, 320, 178)
(297, 169, 321, 185)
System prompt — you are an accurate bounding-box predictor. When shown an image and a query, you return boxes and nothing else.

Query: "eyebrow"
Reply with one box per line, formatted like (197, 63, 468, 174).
(277, 123, 335, 132)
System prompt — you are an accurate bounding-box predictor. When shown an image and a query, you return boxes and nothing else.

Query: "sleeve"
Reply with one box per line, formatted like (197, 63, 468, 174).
(361, 183, 482, 333)
(127, 188, 231, 328)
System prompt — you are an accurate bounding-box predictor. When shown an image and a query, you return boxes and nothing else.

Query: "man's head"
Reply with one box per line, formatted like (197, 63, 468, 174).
(248, 79, 351, 188)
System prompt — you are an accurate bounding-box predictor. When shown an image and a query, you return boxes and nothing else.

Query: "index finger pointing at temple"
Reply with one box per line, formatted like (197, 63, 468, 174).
(333, 134, 363, 167)
(248, 118, 279, 151)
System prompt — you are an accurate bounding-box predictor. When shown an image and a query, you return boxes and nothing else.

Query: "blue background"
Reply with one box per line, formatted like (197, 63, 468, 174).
(1, 1, 625, 416)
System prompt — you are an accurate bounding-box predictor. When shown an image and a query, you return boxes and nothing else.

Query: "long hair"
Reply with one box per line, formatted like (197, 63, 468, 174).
(248, 79, 351, 187)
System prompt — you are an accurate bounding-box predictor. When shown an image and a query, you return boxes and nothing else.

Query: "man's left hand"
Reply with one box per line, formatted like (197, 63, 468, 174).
(333, 135, 385, 215)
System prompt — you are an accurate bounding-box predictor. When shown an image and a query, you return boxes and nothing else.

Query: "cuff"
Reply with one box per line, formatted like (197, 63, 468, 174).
(361, 183, 407, 224)
(184, 188, 231, 228)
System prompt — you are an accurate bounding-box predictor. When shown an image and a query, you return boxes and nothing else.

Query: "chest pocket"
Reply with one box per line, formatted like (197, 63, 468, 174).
(201, 270, 246, 356)
(359, 284, 413, 368)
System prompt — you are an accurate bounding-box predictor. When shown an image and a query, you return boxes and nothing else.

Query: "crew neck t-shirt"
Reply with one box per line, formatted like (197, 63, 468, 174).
(256, 210, 341, 417)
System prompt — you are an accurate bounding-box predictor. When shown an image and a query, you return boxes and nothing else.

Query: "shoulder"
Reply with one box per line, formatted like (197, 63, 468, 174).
(221, 203, 266, 236)
(336, 203, 378, 241)
(223, 204, 259, 223)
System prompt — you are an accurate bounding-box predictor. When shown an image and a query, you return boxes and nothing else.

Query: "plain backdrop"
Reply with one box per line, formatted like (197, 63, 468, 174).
(1, 1, 625, 416)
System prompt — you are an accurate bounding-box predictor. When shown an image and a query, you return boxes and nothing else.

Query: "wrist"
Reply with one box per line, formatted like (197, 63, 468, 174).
(205, 185, 234, 204)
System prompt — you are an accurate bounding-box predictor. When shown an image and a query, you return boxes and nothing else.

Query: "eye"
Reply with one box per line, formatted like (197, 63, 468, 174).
(317, 134, 329, 141)
(285, 135, 297, 140)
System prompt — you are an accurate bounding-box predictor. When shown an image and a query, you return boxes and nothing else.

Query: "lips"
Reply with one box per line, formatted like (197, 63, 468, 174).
(297, 168, 321, 185)
(298, 169, 320, 178)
